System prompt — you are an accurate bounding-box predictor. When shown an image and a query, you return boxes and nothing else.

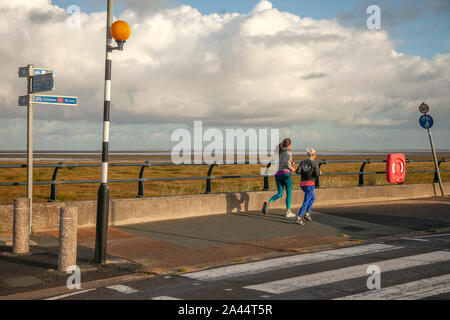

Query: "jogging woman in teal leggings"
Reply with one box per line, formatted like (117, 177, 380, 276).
(262, 138, 296, 217)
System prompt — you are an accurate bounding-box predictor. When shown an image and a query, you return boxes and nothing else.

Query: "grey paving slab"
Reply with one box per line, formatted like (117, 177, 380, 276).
(311, 212, 411, 239)
(2, 276, 42, 288)
(116, 210, 334, 248)
(116, 208, 410, 248)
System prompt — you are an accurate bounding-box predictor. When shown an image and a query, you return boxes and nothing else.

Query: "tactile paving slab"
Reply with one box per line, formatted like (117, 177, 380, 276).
(106, 232, 343, 269)
(46, 226, 343, 270)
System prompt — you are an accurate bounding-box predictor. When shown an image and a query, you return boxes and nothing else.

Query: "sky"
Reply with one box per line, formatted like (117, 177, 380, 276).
(0, 0, 449, 152)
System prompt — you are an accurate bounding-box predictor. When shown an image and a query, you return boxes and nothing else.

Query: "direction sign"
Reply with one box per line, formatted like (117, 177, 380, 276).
(31, 73, 55, 93)
(18, 64, 76, 234)
(419, 103, 429, 114)
(18, 95, 29, 106)
(18, 66, 55, 78)
(33, 68, 55, 76)
(419, 114, 434, 129)
(32, 94, 78, 106)
(18, 67, 29, 78)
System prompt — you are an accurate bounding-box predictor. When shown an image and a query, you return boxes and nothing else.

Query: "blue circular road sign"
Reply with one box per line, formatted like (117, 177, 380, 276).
(419, 114, 434, 129)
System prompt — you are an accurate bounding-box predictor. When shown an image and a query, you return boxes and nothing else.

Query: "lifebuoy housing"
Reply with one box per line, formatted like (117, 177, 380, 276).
(386, 153, 406, 184)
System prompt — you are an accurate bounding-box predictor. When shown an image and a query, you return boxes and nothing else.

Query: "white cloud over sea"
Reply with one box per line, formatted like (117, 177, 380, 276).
(0, 0, 449, 150)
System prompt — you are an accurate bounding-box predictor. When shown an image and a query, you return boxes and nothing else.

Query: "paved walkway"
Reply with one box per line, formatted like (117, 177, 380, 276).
(1, 196, 449, 297)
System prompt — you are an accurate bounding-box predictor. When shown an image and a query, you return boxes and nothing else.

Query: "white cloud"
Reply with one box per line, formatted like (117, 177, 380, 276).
(0, 0, 449, 150)
(251, 0, 273, 13)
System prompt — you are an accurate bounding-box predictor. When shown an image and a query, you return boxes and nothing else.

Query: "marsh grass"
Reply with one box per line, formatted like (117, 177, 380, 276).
(365, 174, 387, 186)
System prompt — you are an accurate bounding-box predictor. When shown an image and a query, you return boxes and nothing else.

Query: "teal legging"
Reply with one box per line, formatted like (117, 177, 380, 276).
(269, 173, 292, 210)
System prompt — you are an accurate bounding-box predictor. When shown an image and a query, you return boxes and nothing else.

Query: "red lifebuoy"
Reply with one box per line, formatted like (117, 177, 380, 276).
(386, 153, 406, 184)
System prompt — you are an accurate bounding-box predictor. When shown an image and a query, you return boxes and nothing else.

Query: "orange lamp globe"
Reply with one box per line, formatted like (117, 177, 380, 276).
(110, 20, 131, 41)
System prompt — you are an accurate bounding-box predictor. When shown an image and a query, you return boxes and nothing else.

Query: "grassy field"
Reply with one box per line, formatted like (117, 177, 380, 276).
(0, 154, 448, 205)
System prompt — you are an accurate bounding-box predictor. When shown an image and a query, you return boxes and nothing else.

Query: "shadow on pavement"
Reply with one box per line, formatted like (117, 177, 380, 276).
(317, 197, 450, 231)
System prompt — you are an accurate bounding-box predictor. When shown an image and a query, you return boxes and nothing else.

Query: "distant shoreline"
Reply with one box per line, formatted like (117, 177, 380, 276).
(1, 149, 449, 154)
(0, 149, 448, 162)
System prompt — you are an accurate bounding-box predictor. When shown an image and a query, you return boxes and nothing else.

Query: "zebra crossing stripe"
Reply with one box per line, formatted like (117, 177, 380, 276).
(244, 251, 450, 294)
(183, 243, 399, 281)
(418, 233, 450, 239)
(335, 274, 450, 300)
(151, 296, 182, 300)
(401, 238, 429, 242)
(106, 285, 138, 294)
(45, 289, 96, 300)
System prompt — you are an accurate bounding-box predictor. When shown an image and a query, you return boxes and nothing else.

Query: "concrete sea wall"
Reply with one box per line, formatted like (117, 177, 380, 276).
(0, 182, 448, 233)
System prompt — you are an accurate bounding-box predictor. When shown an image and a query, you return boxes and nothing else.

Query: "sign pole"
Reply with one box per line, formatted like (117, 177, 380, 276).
(427, 128, 445, 197)
(18, 65, 77, 235)
(26, 64, 33, 234)
(95, 0, 114, 264)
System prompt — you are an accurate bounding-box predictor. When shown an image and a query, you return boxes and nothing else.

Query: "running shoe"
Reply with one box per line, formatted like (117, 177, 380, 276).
(285, 211, 296, 218)
(296, 218, 305, 225)
(304, 213, 312, 222)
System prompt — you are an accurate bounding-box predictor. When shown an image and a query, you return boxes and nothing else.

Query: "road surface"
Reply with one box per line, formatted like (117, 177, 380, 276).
(43, 233, 450, 300)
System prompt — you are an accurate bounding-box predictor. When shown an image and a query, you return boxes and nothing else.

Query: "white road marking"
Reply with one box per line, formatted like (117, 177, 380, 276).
(106, 285, 138, 294)
(336, 274, 450, 300)
(417, 233, 450, 239)
(80, 267, 99, 272)
(45, 289, 96, 300)
(244, 251, 450, 294)
(401, 238, 429, 242)
(105, 259, 131, 264)
(183, 243, 399, 282)
(151, 296, 182, 300)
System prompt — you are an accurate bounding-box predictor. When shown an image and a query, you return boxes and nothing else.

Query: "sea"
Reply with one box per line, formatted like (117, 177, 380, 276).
(0, 149, 448, 162)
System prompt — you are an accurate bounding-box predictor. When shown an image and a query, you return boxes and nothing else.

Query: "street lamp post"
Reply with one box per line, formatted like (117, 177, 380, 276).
(95, 0, 131, 264)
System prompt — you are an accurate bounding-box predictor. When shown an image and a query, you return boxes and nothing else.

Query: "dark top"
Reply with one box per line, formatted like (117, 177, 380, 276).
(296, 159, 320, 182)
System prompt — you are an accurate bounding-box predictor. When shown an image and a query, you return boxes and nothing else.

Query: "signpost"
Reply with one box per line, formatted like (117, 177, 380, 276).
(18, 65, 78, 232)
(18, 95, 29, 106)
(18, 67, 55, 78)
(419, 114, 433, 130)
(18, 67, 29, 78)
(32, 95, 78, 105)
(33, 68, 55, 76)
(418, 103, 444, 197)
(31, 73, 55, 93)
(419, 102, 430, 114)
(26, 65, 33, 233)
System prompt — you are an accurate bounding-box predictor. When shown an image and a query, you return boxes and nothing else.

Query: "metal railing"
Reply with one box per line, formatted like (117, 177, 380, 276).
(0, 158, 447, 201)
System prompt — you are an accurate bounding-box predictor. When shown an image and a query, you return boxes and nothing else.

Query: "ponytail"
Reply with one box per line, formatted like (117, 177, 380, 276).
(279, 138, 292, 153)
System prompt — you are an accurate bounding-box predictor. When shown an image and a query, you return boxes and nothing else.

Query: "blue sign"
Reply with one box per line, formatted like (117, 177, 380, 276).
(18, 66, 55, 78)
(32, 95, 78, 106)
(31, 73, 55, 93)
(419, 114, 434, 129)
(33, 68, 55, 76)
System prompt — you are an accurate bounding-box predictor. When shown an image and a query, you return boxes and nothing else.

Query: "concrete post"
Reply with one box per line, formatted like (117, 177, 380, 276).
(13, 198, 30, 254)
(58, 207, 78, 272)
